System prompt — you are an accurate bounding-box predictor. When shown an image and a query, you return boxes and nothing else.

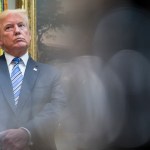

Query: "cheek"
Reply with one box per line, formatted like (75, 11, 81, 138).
(24, 31, 31, 41)
(26, 34, 31, 43)
(3, 38, 11, 45)
(3, 34, 13, 42)
(1, 37, 8, 46)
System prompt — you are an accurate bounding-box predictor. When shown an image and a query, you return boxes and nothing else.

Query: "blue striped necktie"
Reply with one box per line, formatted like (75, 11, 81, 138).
(11, 57, 23, 106)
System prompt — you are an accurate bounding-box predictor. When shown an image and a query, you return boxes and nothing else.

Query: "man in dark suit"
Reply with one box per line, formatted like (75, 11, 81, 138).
(0, 9, 66, 150)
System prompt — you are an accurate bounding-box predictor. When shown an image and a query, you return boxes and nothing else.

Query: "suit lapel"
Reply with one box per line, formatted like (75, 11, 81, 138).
(0, 55, 16, 113)
(16, 57, 39, 113)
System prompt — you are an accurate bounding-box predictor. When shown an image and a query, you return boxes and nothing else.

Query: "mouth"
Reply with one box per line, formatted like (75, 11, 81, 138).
(15, 38, 25, 42)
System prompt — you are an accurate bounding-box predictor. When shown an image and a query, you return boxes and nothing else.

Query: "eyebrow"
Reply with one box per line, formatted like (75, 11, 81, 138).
(3, 22, 26, 27)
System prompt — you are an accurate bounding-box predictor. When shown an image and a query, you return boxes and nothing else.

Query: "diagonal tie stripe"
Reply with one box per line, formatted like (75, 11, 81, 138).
(11, 57, 23, 106)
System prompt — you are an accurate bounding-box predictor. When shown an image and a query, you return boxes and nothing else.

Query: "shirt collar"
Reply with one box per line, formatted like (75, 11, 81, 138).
(4, 52, 29, 66)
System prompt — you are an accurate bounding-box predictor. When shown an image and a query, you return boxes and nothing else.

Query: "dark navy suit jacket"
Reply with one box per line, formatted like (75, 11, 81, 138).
(0, 55, 66, 150)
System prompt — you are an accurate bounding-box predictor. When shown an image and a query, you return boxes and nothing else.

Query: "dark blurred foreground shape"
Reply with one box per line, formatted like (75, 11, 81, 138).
(91, 1, 150, 149)
(55, 55, 126, 150)
(93, 0, 150, 62)
(49, 0, 150, 150)
(55, 50, 150, 150)
(102, 50, 150, 150)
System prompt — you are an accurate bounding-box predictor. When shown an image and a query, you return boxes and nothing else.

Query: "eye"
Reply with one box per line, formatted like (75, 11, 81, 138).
(18, 23, 26, 29)
(4, 25, 14, 32)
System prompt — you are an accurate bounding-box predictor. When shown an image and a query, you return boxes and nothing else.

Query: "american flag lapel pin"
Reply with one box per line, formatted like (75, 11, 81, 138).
(33, 67, 37, 71)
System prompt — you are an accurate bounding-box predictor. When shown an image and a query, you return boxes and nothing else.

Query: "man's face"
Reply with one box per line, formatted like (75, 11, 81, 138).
(0, 13, 31, 56)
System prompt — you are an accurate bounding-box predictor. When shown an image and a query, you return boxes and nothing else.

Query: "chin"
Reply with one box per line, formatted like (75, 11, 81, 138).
(15, 44, 28, 50)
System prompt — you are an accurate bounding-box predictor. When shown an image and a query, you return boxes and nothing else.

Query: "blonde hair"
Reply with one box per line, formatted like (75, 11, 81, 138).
(0, 9, 29, 28)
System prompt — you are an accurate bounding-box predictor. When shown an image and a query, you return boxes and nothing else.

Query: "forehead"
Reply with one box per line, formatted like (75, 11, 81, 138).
(2, 13, 26, 26)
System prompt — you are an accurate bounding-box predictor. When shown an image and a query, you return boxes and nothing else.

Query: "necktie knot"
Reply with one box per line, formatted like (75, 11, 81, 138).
(12, 57, 21, 64)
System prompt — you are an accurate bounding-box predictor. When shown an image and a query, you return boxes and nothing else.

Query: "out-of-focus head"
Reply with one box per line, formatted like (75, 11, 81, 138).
(0, 9, 31, 57)
(62, 0, 105, 21)
(63, 0, 103, 11)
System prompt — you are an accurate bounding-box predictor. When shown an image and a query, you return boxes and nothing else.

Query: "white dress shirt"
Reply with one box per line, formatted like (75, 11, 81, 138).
(4, 52, 29, 76)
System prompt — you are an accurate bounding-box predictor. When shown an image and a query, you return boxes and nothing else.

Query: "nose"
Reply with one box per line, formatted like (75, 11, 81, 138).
(14, 25, 21, 35)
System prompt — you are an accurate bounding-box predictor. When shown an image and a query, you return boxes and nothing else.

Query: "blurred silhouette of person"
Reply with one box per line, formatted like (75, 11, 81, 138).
(53, 55, 126, 150)
(92, 2, 150, 148)
(92, 1, 150, 149)
(101, 49, 150, 150)
(93, 1, 150, 62)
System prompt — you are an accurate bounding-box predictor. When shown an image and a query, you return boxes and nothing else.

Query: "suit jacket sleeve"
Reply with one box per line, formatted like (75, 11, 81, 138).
(23, 64, 66, 148)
